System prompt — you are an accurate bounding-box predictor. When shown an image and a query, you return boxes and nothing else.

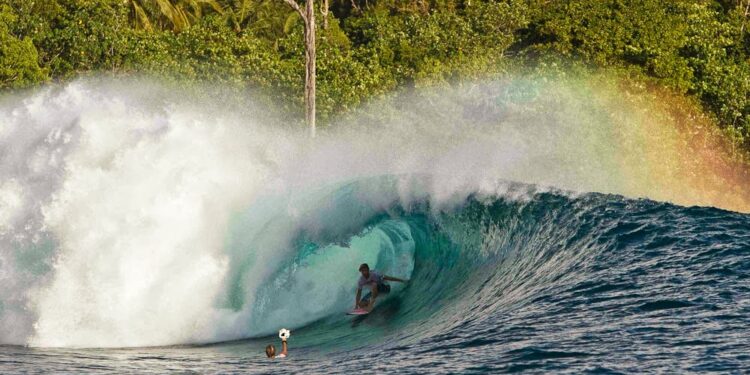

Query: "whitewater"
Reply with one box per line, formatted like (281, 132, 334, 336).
(1, 78, 749, 373)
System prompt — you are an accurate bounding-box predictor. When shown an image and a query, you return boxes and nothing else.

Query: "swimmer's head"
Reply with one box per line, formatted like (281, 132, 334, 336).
(265, 344, 276, 358)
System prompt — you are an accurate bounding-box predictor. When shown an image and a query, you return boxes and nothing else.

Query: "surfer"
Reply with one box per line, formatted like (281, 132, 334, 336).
(355, 263, 406, 311)
(265, 330, 289, 359)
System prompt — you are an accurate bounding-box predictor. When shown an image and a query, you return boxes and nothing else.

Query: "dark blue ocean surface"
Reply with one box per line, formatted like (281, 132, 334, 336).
(2, 184, 749, 374)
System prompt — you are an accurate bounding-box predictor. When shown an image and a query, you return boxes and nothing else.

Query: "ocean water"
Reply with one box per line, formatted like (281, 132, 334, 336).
(1, 79, 749, 373)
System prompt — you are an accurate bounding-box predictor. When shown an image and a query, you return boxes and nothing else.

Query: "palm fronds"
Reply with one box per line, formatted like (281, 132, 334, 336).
(128, 0, 225, 32)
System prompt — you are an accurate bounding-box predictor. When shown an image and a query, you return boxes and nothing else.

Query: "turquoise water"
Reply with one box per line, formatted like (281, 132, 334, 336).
(4, 178, 749, 373)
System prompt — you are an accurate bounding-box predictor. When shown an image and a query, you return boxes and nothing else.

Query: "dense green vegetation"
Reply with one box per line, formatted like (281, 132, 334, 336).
(0, 0, 748, 150)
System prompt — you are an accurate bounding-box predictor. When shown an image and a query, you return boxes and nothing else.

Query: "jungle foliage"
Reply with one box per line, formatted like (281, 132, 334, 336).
(0, 0, 748, 149)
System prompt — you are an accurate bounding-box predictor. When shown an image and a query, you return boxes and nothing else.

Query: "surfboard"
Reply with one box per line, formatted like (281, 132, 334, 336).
(346, 308, 370, 315)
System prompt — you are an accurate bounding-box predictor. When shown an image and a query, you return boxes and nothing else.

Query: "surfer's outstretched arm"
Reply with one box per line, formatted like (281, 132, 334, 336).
(355, 287, 362, 308)
(383, 275, 406, 283)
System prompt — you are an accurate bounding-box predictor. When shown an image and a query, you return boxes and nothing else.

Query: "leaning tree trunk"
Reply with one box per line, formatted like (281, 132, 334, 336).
(282, 0, 317, 137)
(321, 0, 329, 30)
(742, 0, 750, 36)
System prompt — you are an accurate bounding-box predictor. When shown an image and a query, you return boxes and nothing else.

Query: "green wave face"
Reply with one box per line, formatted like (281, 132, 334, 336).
(223, 176, 612, 351)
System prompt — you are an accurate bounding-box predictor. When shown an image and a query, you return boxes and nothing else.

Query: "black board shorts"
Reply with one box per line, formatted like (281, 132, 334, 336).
(377, 282, 391, 294)
(362, 283, 391, 303)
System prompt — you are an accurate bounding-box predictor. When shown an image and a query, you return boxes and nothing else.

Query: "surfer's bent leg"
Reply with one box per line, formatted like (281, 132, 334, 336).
(368, 284, 378, 309)
(359, 292, 371, 308)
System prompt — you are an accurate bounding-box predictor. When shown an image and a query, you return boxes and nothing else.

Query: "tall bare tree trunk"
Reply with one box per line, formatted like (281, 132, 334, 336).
(305, 0, 316, 137)
(282, 0, 317, 137)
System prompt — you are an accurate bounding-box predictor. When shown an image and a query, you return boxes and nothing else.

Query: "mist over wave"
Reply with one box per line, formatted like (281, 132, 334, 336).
(0, 77, 747, 348)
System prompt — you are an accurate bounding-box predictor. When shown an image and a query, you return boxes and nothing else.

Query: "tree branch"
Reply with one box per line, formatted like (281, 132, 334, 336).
(282, 0, 307, 23)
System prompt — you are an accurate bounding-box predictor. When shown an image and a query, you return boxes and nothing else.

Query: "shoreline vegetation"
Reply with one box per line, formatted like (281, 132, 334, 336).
(1, 0, 749, 161)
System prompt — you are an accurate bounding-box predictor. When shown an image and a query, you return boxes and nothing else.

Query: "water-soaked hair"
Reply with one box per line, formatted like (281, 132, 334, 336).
(265, 344, 276, 357)
(359, 263, 369, 271)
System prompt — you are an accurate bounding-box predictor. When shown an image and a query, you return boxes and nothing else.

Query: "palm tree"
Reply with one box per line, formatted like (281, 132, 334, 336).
(219, 0, 298, 37)
(129, 0, 224, 32)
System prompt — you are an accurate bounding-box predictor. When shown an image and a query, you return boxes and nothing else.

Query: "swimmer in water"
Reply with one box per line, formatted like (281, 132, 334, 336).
(265, 333, 288, 359)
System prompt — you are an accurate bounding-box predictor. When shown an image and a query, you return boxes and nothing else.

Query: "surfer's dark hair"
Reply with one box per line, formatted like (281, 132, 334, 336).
(359, 263, 369, 271)
(265, 344, 275, 357)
